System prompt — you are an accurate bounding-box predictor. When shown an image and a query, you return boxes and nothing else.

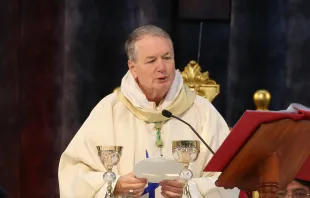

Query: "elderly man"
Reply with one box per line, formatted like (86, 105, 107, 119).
(58, 25, 239, 198)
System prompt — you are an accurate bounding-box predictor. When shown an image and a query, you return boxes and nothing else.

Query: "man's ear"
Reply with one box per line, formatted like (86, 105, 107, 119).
(128, 60, 138, 79)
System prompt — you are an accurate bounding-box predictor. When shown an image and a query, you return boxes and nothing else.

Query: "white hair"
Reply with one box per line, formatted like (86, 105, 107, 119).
(125, 25, 173, 61)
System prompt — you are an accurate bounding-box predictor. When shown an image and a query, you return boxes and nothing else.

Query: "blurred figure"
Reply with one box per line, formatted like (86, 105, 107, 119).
(278, 179, 310, 198)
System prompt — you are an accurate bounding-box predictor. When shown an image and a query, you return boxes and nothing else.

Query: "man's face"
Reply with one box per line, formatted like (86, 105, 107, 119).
(128, 35, 175, 98)
(278, 180, 310, 198)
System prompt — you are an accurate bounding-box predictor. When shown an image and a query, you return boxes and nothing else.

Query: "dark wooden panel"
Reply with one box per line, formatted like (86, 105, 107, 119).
(178, 0, 231, 20)
(0, 0, 21, 197)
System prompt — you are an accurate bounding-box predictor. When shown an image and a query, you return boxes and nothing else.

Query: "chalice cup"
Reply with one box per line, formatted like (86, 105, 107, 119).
(172, 140, 200, 198)
(97, 146, 123, 198)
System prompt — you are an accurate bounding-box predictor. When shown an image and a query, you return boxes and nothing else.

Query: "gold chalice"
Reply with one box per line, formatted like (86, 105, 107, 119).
(97, 146, 123, 198)
(172, 140, 200, 198)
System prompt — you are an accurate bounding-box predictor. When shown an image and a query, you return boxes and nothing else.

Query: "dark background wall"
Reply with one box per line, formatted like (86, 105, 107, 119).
(0, 0, 310, 197)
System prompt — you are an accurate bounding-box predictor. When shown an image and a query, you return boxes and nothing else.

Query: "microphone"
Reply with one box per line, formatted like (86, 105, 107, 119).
(162, 110, 215, 155)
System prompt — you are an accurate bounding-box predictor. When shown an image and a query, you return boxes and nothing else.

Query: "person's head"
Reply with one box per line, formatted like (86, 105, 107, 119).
(278, 179, 310, 198)
(125, 25, 175, 104)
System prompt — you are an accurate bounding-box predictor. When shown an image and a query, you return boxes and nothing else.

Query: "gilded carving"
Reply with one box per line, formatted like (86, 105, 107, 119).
(179, 60, 220, 102)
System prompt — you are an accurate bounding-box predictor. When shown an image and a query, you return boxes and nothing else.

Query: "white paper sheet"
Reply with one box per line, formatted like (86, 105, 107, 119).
(133, 157, 184, 183)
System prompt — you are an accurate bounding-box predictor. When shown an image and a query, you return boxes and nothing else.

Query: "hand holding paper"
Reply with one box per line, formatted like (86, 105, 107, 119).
(160, 179, 184, 198)
(114, 172, 147, 197)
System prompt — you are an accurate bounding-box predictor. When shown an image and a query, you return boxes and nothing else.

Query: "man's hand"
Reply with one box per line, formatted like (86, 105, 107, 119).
(160, 179, 184, 198)
(114, 172, 147, 197)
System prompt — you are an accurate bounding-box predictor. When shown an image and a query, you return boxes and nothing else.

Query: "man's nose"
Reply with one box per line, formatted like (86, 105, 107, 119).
(286, 193, 293, 198)
(156, 58, 166, 72)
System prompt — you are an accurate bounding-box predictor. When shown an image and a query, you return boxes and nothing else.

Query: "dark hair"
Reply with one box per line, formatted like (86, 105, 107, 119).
(296, 179, 310, 188)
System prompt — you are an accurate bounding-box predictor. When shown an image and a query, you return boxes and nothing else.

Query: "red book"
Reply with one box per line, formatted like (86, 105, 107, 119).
(204, 103, 310, 182)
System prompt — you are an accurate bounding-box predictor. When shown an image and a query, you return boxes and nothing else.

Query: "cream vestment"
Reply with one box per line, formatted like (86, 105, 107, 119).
(58, 71, 239, 198)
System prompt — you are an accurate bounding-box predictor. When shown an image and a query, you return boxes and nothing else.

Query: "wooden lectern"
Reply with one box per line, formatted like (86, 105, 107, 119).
(205, 106, 310, 198)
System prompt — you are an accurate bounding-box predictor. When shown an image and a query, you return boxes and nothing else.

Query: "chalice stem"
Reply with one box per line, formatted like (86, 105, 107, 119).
(182, 182, 192, 198)
(105, 182, 114, 198)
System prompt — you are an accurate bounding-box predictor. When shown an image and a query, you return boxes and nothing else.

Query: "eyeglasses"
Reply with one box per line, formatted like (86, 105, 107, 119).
(278, 189, 310, 198)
